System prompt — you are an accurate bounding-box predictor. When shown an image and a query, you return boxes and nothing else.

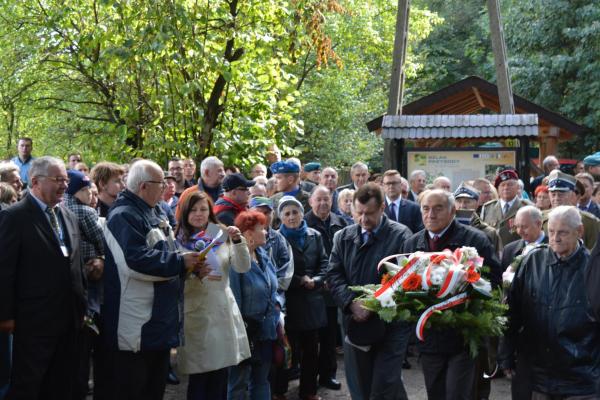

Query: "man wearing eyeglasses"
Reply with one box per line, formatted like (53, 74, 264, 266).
(382, 170, 423, 233)
(214, 173, 256, 226)
(101, 159, 208, 399)
(0, 156, 86, 399)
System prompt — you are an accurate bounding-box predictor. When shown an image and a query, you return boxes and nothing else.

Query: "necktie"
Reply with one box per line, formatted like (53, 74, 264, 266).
(503, 202, 510, 216)
(363, 231, 372, 244)
(46, 206, 61, 240)
(389, 202, 397, 221)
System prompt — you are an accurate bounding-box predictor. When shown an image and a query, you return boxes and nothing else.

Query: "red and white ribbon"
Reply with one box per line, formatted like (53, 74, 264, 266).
(374, 253, 420, 299)
(416, 292, 469, 341)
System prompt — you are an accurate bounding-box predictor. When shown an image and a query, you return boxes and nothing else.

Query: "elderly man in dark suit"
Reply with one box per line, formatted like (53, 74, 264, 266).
(0, 156, 87, 400)
(382, 170, 423, 233)
(502, 205, 547, 269)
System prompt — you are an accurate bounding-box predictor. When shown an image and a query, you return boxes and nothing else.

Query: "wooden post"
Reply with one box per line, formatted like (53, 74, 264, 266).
(384, 0, 411, 171)
(520, 136, 531, 193)
(487, 0, 514, 114)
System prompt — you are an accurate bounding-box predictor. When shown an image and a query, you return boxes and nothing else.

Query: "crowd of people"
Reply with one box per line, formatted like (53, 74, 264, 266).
(0, 138, 599, 400)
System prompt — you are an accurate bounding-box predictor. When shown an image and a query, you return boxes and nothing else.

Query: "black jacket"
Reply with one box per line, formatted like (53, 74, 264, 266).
(402, 220, 502, 355)
(384, 198, 423, 233)
(500, 244, 600, 396)
(0, 195, 86, 335)
(280, 227, 328, 331)
(501, 235, 548, 270)
(327, 215, 412, 313)
(304, 210, 348, 256)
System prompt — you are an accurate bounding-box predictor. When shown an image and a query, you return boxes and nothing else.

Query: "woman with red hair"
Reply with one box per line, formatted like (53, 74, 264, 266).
(534, 185, 551, 211)
(228, 211, 280, 400)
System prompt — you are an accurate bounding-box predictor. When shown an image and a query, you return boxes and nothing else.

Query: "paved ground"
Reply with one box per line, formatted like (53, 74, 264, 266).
(163, 352, 511, 399)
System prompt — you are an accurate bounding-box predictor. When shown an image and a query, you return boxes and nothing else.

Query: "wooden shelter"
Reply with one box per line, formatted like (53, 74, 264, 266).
(368, 76, 587, 187)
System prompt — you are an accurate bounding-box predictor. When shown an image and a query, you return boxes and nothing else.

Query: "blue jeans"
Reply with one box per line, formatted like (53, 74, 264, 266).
(227, 340, 272, 400)
(0, 333, 11, 400)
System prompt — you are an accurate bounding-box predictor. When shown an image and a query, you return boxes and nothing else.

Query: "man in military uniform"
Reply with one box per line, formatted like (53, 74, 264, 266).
(583, 151, 600, 182)
(454, 184, 503, 257)
(542, 169, 600, 250)
(300, 162, 321, 193)
(479, 169, 531, 247)
(269, 160, 311, 228)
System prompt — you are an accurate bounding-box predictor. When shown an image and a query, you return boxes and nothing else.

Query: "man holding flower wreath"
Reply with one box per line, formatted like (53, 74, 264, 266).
(403, 189, 501, 400)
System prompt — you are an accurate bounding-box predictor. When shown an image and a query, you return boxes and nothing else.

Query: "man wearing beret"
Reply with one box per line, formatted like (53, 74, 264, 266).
(479, 169, 531, 247)
(541, 169, 600, 250)
(583, 151, 600, 182)
(270, 160, 311, 228)
(301, 162, 321, 193)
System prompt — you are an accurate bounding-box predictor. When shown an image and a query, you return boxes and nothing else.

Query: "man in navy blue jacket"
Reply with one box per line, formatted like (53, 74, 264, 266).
(101, 160, 208, 399)
(382, 170, 423, 233)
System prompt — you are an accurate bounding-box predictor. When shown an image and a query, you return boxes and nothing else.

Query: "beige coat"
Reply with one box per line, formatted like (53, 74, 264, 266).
(479, 197, 531, 246)
(178, 239, 252, 374)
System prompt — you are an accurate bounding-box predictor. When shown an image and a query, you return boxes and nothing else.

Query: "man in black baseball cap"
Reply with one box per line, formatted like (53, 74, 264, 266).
(214, 173, 256, 225)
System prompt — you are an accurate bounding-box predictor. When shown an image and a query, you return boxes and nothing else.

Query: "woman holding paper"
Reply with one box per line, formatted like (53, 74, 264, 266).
(175, 191, 251, 400)
(228, 211, 280, 400)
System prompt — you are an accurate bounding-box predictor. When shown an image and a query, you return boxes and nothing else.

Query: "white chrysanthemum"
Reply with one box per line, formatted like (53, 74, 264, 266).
(472, 277, 492, 295)
(378, 290, 396, 308)
(503, 266, 515, 285)
(430, 266, 447, 285)
(461, 247, 479, 260)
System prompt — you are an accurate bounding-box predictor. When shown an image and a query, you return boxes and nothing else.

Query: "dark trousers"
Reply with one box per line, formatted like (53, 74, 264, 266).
(73, 326, 102, 400)
(317, 306, 338, 381)
(512, 352, 533, 400)
(421, 351, 476, 400)
(286, 329, 319, 397)
(349, 322, 410, 400)
(106, 349, 170, 400)
(7, 330, 78, 400)
(187, 368, 228, 400)
(0, 333, 11, 399)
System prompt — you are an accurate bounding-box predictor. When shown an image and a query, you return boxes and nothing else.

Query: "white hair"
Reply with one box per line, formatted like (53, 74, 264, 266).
(409, 169, 426, 182)
(548, 205, 582, 230)
(200, 156, 223, 177)
(310, 185, 331, 199)
(29, 156, 65, 180)
(542, 155, 559, 169)
(516, 205, 542, 223)
(126, 159, 162, 193)
(421, 189, 455, 210)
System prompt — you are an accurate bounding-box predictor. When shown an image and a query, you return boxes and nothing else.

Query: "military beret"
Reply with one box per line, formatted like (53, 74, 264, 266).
(583, 151, 600, 166)
(454, 184, 479, 201)
(494, 169, 519, 188)
(548, 169, 578, 192)
(270, 160, 300, 174)
(304, 162, 321, 172)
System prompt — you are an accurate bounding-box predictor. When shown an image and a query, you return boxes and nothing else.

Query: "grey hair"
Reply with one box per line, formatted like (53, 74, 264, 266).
(28, 156, 65, 180)
(126, 159, 162, 193)
(548, 205, 582, 230)
(542, 155, 559, 170)
(350, 162, 368, 173)
(200, 156, 223, 177)
(0, 161, 20, 181)
(310, 185, 331, 199)
(409, 169, 426, 182)
(322, 167, 338, 176)
(516, 205, 542, 224)
(421, 189, 455, 210)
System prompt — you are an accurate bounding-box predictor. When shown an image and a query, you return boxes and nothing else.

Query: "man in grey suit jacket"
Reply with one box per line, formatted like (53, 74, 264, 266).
(0, 156, 86, 400)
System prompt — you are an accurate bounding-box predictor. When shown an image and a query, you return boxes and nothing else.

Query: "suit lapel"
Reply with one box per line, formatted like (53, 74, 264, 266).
(26, 195, 62, 251)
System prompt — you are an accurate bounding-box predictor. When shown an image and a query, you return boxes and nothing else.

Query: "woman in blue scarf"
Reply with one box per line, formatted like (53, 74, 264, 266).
(275, 196, 328, 400)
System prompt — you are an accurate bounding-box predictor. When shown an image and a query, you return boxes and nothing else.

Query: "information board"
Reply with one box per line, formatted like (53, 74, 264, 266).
(405, 148, 518, 190)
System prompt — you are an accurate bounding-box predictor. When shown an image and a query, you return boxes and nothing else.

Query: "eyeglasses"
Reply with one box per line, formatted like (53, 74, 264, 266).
(383, 181, 402, 186)
(39, 175, 70, 184)
(234, 187, 250, 192)
(145, 180, 167, 188)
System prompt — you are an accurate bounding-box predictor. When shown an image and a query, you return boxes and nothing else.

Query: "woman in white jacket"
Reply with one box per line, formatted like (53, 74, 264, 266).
(175, 191, 251, 400)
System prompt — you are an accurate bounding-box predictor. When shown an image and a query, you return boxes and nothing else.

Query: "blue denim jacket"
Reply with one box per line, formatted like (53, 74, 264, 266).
(229, 247, 279, 341)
